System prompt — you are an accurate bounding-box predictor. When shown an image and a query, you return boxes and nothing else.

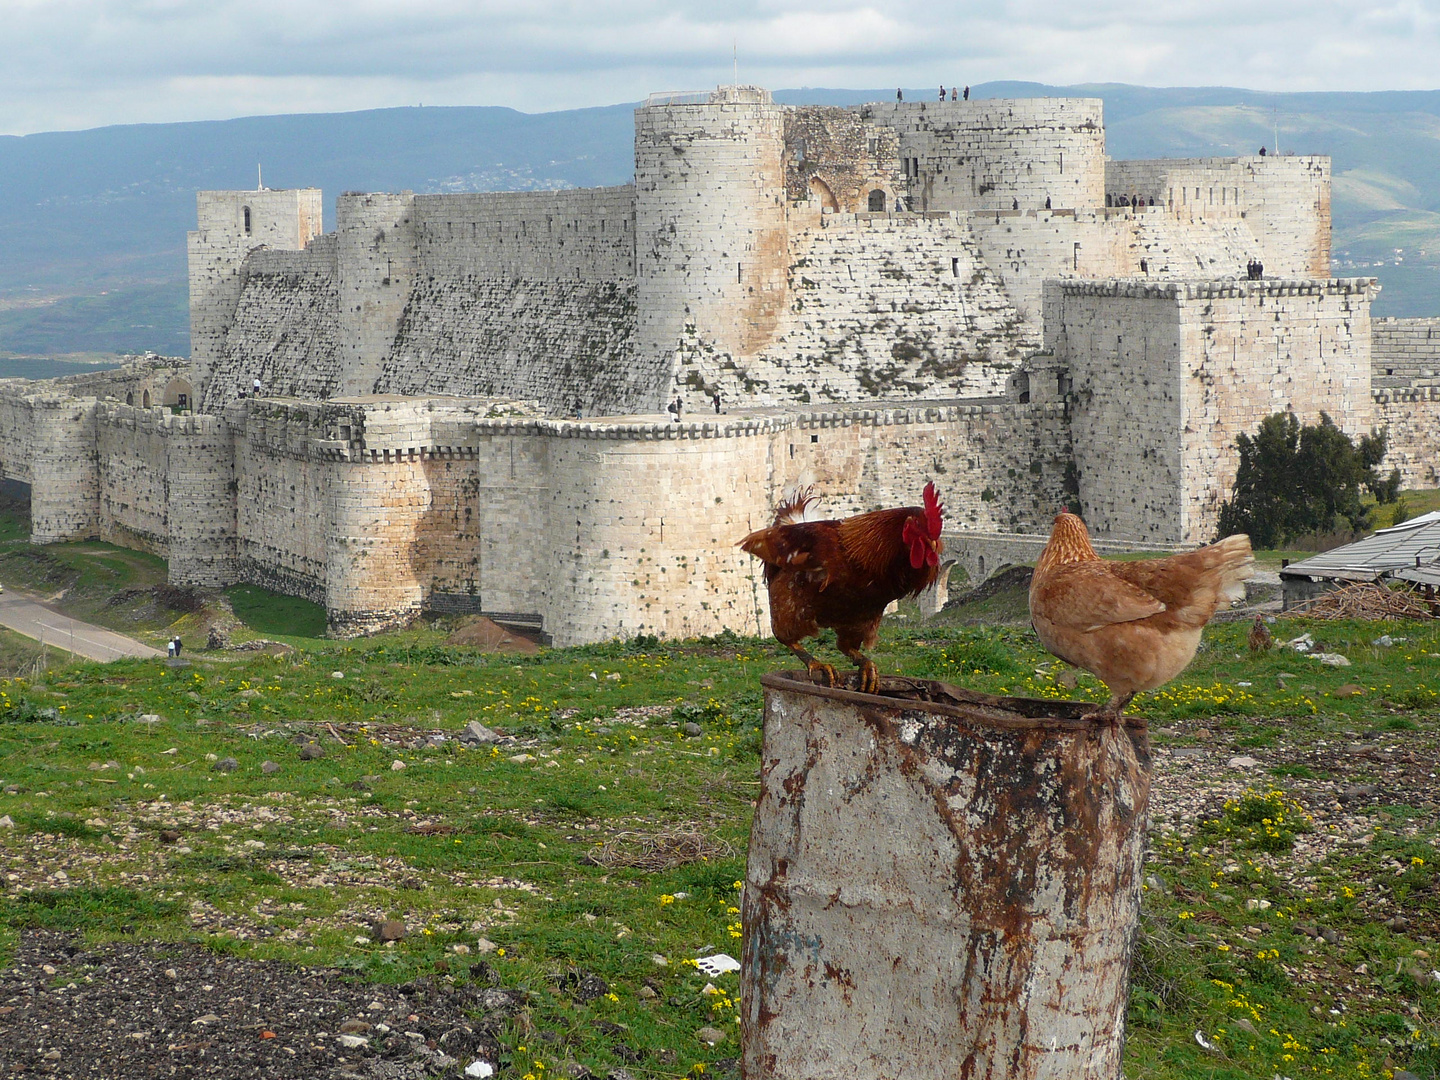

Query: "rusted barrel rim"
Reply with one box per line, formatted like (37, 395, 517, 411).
(760, 670, 1147, 734)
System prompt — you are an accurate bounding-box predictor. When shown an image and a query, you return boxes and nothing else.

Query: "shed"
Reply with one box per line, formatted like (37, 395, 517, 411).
(1280, 512, 1440, 609)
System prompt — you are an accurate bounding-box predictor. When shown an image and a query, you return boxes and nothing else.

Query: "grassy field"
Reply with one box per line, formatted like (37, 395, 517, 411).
(0, 611, 1436, 1079)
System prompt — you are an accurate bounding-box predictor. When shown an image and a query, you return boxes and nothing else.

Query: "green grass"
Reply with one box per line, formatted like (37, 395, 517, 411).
(224, 584, 328, 639)
(0, 614, 1435, 1077)
(0, 626, 76, 679)
(1371, 489, 1440, 530)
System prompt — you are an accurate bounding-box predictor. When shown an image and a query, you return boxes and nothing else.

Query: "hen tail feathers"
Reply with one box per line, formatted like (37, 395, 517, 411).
(1203, 533, 1256, 607)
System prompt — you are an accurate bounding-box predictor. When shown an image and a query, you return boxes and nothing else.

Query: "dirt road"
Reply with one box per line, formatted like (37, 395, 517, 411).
(0, 590, 163, 661)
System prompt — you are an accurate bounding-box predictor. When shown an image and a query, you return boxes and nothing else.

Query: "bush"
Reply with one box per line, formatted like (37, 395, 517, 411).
(1200, 789, 1312, 853)
(1217, 412, 1396, 547)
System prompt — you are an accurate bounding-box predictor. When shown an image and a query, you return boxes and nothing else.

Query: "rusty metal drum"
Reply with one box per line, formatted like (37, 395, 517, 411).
(741, 673, 1151, 1080)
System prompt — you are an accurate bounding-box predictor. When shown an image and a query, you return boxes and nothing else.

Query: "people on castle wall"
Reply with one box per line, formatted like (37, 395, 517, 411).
(963, 86, 970, 100)
(896, 88, 903, 101)
(939, 85, 946, 101)
(950, 87, 958, 101)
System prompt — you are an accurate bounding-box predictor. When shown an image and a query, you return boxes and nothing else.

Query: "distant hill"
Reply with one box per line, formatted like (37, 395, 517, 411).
(1, 82, 1436, 357)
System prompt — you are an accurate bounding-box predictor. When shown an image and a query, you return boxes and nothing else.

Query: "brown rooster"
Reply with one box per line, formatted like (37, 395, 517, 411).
(739, 483, 945, 693)
(1029, 511, 1254, 722)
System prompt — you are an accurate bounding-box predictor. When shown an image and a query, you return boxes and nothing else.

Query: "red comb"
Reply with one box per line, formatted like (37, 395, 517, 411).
(923, 482, 944, 538)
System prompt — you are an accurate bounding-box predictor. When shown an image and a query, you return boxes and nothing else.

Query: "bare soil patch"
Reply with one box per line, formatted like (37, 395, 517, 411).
(0, 929, 514, 1078)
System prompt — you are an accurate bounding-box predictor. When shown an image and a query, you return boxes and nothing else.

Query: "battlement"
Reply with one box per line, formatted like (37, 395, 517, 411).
(1053, 276, 1378, 301)
(644, 85, 773, 107)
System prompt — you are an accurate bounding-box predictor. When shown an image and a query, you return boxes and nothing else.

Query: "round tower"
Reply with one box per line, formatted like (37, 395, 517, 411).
(633, 86, 788, 401)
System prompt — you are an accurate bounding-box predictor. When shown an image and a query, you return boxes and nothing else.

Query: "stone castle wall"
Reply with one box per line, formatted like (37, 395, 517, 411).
(1050, 277, 1377, 544)
(1104, 157, 1331, 277)
(1374, 385, 1440, 490)
(412, 186, 635, 280)
(1373, 317, 1440, 380)
(467, 399, 1070, 645)
(204, 239, 343, 407)
(189, 189, 324, 408)
(371, 278, 647, 414)
(95, 406, 173, 555)
(856, 98, 1106, 215)
(676, 212, 1035, 407)
(969, 206, 1263, 327)
(784, 107, 904, 212)
(233, 400, 330, 605)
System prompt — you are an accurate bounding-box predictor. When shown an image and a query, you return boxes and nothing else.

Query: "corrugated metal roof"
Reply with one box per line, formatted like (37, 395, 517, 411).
(1280, 511, 1440, 581)
(1394, 566, 1440, 588)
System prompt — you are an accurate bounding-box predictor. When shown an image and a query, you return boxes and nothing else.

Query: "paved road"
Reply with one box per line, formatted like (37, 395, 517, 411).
(0, 592, 164, 662)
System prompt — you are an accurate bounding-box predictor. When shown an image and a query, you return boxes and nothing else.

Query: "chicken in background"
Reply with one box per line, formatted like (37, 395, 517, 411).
(739, 483, 945, 694)
(1028, 511, 1254, 722)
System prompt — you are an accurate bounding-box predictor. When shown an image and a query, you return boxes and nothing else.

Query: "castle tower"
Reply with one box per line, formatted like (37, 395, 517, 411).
(633, 86, 788, 406)
(858, 98, 1106, 214)
(187, 189, 322, 404)
(334, 192, 418, 396)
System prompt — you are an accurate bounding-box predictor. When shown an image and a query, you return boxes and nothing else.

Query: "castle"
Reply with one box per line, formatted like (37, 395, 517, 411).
(1, 86, 1437, 643)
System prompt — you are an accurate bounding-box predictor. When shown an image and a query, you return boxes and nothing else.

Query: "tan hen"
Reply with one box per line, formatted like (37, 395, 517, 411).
(1028, 512, 1254, 722)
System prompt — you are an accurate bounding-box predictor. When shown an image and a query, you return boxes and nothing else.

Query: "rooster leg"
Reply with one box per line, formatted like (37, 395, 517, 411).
(836, 645, 881, 695)
(786, 643, 839, 688)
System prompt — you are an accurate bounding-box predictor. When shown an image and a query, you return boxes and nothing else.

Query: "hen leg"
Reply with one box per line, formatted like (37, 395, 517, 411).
(785, 643, 839, 688)
(836, 630, 880, 695)
(1095, 690, 1136, 725)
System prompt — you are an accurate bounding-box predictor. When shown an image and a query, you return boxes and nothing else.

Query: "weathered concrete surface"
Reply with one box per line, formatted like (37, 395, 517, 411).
(742, 673, 1150, 1080)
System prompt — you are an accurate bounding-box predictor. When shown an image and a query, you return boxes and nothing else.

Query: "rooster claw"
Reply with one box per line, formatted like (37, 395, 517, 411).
(806, 662, 840, 688)
(852, 662, 881, 696)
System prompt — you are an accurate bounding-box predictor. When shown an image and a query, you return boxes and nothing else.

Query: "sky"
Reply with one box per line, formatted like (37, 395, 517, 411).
(3, 0, 1439, 135)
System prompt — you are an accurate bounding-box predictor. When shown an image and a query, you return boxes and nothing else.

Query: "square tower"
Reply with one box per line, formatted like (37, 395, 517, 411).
(188, 188, 322, 404)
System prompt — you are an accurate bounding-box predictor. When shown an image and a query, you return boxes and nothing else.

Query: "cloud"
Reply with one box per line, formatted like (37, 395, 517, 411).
(0, 0, 1437, 133)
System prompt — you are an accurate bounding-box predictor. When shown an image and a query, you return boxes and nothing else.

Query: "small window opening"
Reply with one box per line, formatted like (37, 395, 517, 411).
(810, 434, 818, 443)
(142, 390, 151, 408)
(951, 257, 960, 276)
(243, 206, 252, 235)
(868, 189, 887, 212)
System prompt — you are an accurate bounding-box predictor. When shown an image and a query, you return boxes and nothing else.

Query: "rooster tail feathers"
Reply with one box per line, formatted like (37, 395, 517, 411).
(774, 480, 820, 526)
(1206, 533, 1256, 605)
(738, 526, 781, 562)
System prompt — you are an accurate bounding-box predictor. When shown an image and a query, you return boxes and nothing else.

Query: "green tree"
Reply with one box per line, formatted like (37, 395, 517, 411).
(1217, 412, 1397, 547)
